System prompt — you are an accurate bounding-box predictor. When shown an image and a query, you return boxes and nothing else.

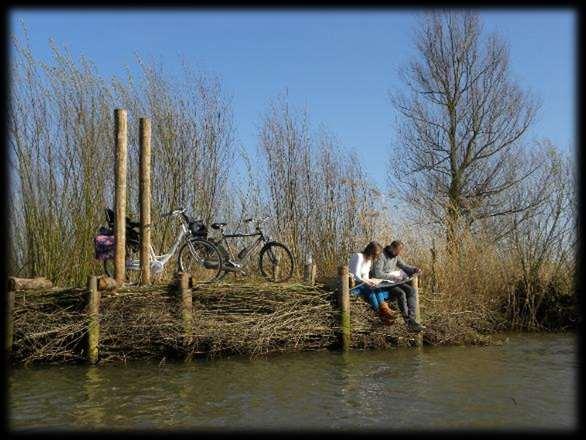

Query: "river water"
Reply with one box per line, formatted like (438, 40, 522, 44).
(9, 332, 576, 431)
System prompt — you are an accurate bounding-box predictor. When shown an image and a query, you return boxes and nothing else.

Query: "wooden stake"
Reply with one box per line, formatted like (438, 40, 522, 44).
(6, 290, 15, 353)
(337, 265, 351, 351)
(114, 108, 128, 284)
(413, 275, 423, 347)
(179, 273, 192, 346)
(8, 277, 53, 291)
(87, 276, 100, 364)
(303, 263, 311, 284)
(139, 117, 152, 285)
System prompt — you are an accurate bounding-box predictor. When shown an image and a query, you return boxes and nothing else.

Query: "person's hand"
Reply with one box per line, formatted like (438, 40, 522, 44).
(414, 268, 423, 275)
(365, 279, 377, 287)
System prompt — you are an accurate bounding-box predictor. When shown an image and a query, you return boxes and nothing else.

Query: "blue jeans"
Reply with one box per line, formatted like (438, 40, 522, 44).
(350, 283, 391, 312)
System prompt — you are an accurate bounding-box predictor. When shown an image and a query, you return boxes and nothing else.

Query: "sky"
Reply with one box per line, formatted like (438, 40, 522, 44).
(9, 9, 576, 190)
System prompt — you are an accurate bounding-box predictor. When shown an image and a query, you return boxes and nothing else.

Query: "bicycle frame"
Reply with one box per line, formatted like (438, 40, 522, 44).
(218, 231, 266, 264)
(125, 217, 190, 272)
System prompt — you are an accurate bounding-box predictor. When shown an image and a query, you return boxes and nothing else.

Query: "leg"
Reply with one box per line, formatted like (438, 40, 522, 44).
(387, 286, 409, 319)
(396, 284, 425, 332)
(397, 284, 418, 321)
(353, 284, 382, 312)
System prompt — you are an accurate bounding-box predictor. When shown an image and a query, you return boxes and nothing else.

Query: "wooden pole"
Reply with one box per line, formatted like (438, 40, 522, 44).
(430, 238, 438, 294)
(310, 263, 316, 285)
(413, 275, 423, 347)
(139, 117, 152, 285)
(179, 273, 192, 346)
(114, 108, 128, 284)
(303, 263, 312, 284)
(87, 276, 100, 364)
(8, 277, 53, 291)
(337, 265, 351, 351)
(6, 290, 15, 353)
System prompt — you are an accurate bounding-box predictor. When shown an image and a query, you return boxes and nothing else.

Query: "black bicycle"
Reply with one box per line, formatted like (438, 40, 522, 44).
(207, 216, 294, 282)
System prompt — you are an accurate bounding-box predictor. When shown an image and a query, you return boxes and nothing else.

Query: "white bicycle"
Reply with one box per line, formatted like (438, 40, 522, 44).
(100, 207, 224, 284)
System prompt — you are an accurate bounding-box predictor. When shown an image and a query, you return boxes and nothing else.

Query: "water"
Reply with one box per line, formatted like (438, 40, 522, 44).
(9, 333, 576, 431)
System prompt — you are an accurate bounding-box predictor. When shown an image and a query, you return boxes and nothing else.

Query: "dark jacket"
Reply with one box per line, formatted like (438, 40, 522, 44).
(371, 246, 417, 279)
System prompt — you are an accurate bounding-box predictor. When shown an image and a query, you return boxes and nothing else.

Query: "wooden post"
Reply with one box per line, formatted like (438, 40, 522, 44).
(114, 108, 128, 284)
(8, 277, 53, 291)
(303, 263, 311, 284)
(303, 254, 316, 286)
(87, 276, 100, 364)
(6, 290, 15, 353)
(273, 264, 280, 282)
(139, 117, 152, 285)
(413, 275, 423, 347)
(430, 238, 438, 294)
(179, 273, 192, 346)
(337, 265, 351, 351)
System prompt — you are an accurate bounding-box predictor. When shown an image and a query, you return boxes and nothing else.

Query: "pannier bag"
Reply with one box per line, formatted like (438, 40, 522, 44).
(95, 233, 115, 261)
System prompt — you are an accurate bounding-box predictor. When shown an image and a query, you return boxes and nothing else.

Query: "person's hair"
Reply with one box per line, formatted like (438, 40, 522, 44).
(362, 241, 383, 261)
(384, 240, 404, 257)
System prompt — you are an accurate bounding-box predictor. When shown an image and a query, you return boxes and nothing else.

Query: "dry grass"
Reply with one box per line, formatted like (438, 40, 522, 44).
(11, 276, 510, 366)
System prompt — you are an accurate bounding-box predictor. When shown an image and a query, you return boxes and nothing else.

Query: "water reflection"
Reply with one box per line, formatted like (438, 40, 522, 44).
(9, 333, 576, 431)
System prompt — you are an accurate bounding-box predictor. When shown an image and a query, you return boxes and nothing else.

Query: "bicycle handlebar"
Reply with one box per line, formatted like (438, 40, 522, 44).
(244, 216, 270, 224)
(161, 208, 185, 218)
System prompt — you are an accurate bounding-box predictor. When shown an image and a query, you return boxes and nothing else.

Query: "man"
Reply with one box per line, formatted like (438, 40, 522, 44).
(371, 240, 425, 333)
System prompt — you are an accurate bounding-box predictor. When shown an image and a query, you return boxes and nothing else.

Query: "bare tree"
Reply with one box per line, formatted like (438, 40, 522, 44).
(389, 11, 541, 248)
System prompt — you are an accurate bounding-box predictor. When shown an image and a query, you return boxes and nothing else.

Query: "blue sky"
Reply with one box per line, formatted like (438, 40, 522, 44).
(10, 9, 575, 190)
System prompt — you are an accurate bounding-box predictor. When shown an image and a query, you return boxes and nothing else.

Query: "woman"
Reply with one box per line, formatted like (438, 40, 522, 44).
(348, 241, 398, 325)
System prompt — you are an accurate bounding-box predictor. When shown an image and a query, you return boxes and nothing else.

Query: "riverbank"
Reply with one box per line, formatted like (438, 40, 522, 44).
(8, 278, 577, 366)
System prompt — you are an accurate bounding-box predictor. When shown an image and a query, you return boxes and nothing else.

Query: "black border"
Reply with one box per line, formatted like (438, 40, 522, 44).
(1, 1, 583, 437)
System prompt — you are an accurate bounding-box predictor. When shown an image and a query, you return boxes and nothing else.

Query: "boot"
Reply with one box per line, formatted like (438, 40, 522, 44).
(378, 302, 398, 326)
(405, 318, 425, 333)
(379, 301, 399, 320)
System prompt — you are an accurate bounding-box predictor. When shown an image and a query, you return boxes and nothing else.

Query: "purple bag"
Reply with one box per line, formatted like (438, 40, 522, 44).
(94, 234, 115, 261)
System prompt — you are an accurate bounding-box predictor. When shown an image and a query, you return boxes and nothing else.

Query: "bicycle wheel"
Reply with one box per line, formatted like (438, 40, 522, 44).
(205, 239, 230, 281)
(178, 238, 224, 283)
(258, 242, 294, 282)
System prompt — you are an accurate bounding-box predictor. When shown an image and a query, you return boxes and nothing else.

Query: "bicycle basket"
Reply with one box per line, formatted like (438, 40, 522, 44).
(189, 220, 208, 238)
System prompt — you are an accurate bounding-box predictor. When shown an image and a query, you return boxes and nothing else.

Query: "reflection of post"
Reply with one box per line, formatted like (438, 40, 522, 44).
(413, 275, 422, 347)
(139, 117, 152, 285)
(80, 366, 105, 427)
(87, 276, 100, 364)
(114, 109, 128, 284)
(337, 265, 351, 351)
(6, 290, 15, 353)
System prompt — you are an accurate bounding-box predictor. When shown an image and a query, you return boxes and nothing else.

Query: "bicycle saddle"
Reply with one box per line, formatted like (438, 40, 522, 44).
(211, 222, 227, 230)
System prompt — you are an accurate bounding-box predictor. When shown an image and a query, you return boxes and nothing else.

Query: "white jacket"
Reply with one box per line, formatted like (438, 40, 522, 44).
(349, 252, 371, 283)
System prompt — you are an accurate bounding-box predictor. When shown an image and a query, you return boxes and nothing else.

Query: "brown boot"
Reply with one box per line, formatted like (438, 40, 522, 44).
(378, 302, 397, 326)
(379, 301, 399, 320)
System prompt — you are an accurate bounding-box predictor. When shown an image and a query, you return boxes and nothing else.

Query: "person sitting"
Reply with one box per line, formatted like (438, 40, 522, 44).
(348, 241, 398, 325)
(371, 240, 425, 333)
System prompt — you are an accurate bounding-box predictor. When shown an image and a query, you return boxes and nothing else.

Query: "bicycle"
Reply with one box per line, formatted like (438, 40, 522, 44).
(207, 216, 295, 282)
(98, 207, 224, 284)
